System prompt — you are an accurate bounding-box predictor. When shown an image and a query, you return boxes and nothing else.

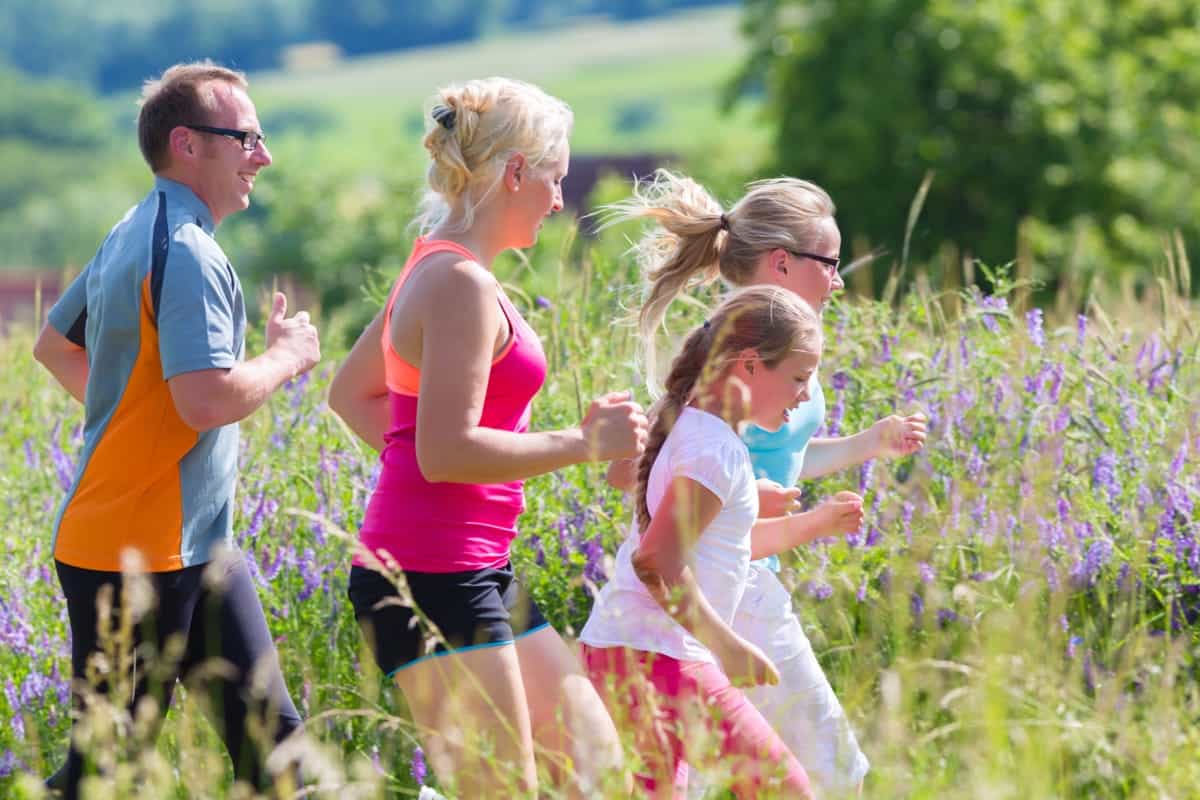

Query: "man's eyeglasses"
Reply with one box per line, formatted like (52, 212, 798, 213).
(789, 251, 841, 273)
(185, 125, 265, 152)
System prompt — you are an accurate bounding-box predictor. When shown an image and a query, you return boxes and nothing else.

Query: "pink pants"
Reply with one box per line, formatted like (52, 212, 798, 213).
(581, 644, 812, 799)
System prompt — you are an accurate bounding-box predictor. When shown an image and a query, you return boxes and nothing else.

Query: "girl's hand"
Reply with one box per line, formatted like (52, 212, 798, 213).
(580, 391, 649, 462)
(605, 457, 637, 492)
(871, 412, 928, 460)
(717, 634, 781, 688)
(757, 478, 802, 518)
(816, 490, 865, 535)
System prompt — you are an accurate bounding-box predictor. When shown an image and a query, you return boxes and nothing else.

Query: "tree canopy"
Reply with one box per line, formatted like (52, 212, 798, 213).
(733, 0, 1200, 289)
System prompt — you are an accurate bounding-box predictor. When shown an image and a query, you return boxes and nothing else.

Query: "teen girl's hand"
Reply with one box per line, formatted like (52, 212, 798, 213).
(757, 478, 802, 518)
(815, 490, 865, 536)
(580, 391, 649, 462)
(870, 412, 928, 460)
(717, 634, 781, 688)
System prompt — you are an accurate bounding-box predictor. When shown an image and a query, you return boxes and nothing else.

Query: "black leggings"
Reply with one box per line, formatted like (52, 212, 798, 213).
(52, 551, 302, 798)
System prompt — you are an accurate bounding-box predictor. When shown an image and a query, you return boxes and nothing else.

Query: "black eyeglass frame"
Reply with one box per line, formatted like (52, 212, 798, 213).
(788, 250, 841, 272)
(184, 124, 265, 151)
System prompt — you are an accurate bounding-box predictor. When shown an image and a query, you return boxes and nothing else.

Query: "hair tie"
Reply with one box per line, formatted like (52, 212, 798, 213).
(718, 213, 730, 232)
(431, 104, 457, 131)
(703, 319, 712, 329)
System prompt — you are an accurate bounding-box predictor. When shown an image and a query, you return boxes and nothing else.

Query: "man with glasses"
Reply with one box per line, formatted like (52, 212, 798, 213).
(33, 61, 318, 799)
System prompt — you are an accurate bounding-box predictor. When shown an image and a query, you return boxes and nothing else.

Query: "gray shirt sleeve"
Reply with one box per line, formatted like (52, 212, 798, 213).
(158, 226, 240, 379)
(47, 260, 92, 347)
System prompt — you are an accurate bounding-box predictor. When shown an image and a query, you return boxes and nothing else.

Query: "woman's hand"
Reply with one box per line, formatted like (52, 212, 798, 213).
(580, 391, 649, 462)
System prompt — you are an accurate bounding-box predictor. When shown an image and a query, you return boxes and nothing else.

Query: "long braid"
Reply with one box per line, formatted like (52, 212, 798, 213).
(635, 325, 711, 531)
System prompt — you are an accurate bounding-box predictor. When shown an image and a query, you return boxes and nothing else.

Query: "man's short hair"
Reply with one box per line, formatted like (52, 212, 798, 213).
(137, 61, 248, 172)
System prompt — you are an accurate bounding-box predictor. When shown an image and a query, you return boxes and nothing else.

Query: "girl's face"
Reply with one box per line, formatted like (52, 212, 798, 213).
(744, 346, 822, 431)
(772, 218, 844, 311)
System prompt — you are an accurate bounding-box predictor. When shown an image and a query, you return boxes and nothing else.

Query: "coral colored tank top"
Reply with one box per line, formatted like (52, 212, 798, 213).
(354, 238, 547, 572)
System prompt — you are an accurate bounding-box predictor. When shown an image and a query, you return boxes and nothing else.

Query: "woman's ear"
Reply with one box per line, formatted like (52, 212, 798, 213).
(505, 153, 527, 192)
(773, 249, 790, 276)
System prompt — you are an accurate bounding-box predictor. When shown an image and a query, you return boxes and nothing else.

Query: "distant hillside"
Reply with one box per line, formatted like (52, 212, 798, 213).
(252, 5, 767, 165)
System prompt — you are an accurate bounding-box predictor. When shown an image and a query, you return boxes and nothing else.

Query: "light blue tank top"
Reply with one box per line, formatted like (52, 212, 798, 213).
(741, 375, 825, 571)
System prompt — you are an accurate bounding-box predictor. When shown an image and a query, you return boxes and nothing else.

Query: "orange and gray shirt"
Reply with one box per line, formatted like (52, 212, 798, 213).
(47, 177, 246, 572)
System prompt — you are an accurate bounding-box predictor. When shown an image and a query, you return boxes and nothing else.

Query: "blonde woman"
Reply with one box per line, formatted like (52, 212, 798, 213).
(608, 170, 927, 796)
(329, 78, 646, 798)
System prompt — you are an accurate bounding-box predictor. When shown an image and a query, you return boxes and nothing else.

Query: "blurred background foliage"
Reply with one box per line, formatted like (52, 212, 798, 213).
(731, 0, 1200, 299)
(1, 0, 1197, 322)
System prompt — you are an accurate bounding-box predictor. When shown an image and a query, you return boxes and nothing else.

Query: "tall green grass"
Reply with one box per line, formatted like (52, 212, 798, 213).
(1, 217, 1198, 797)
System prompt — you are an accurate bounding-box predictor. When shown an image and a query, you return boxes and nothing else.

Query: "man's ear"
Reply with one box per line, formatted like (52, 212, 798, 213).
(169, 126, 194, 159)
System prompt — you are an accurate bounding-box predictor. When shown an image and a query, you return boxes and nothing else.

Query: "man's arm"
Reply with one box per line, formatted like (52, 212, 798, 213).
(33, 324, 89, 403)
(168, 292, 319, 431)
(36, 264, 92, 403)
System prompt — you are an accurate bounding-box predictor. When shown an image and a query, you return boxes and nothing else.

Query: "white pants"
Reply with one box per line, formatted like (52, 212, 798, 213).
(694, 562, 869, 797)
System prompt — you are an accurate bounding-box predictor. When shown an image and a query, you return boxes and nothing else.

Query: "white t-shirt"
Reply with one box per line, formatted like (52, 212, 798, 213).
(580, 406, 758, 663)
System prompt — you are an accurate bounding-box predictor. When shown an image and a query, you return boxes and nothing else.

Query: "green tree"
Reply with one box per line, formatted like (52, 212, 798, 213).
(732, 0, 1200, 293)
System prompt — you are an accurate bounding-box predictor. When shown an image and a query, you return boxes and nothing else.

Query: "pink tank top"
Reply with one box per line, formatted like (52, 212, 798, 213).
(354, 238, 548, 572)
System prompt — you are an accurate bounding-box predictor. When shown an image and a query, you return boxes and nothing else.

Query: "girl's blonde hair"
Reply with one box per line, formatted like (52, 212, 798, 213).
(604, 169, 834, 386)
(417, 77, 573, 233)
(635, 286, 822, 531)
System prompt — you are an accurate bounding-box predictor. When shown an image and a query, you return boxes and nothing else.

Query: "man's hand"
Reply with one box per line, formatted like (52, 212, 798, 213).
(266, 292, 320, 376)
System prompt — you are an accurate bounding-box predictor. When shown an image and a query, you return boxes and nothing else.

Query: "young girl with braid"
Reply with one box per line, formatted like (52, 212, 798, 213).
(580, 286, 822, 799)
(606, 170, 928, 796)
(329, 78, 648, 798)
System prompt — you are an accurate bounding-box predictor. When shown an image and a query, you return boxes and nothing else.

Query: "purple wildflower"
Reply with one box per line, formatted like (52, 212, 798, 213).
(807, 581, 833, 601)
(0, 750, 16, 778)
(582, 537, 606, 583)
(1076, 314, 1087, 347)
(370, 746, 384, 776)
(978, 294, 1007, 333)
(826, 395, 845, 438)
(878, 333, 895, 363)
(1071, 538, 1113, 587)
(297, 548, 322, 602)
(918, 562, 936, 584)
(858, 460, 875, 492)
(1169, 443, 1188, 481)
(1092, 451, 1119, 505)
(1025, 308, 1045, 348)
(535, 295, 552, 309)
(936, 608, 961, 627)
(49, 438, 75, 491)
(411, 745, 427, 784)
(1067, 636, 1082, 659)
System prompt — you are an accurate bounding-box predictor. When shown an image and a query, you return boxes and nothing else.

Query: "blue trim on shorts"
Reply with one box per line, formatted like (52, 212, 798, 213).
(385, 621, 551, 678)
